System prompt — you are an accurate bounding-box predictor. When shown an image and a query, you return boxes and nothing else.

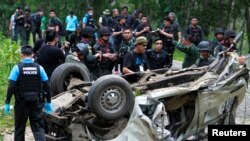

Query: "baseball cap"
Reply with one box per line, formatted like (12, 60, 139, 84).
(103, 9, 110, 15)
(135, 36, 147, 45)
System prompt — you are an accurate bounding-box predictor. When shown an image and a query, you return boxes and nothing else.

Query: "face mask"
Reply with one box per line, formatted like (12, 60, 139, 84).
(89, 12, 93, 16)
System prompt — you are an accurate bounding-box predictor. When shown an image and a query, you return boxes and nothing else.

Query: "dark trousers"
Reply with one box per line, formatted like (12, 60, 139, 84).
(99, 68, 112, 77)
(163, 46, 175, 68)
(26, 30, 31, 45)
(15, 25, 27, 45)
(14, 99, 45, 141)
(32, 28, 42, 45)
(65, 31, 75, 41)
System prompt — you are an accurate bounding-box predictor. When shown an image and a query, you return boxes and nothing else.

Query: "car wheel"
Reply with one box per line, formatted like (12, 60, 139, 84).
(50, 63, 90, 96)
(88, 75, 134, 121)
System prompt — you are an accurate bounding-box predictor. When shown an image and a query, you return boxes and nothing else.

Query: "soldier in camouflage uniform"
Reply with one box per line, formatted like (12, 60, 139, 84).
(184, 17, 204, 46)
(118, 27, 136, 71)
(159, 16, 174, 67)
(93, 27, 117, 77)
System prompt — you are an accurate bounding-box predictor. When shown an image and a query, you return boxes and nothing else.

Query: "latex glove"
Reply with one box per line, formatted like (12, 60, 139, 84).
(44, 102, 53, 114)
(4, 104, 10, 115)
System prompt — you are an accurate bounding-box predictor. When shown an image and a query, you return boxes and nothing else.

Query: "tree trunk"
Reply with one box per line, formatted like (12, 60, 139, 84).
(239, 20, 245, 54)
(225, 0, 234, 28)
(245, 2, 250, 53)
(217, 0, 225, 27)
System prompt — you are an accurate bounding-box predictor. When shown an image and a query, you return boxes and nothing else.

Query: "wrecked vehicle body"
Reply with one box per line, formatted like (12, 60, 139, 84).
(44, 52, 249, 141)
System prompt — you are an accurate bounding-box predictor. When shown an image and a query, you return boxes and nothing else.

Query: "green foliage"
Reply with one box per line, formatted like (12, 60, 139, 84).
(0, 32, 19, 130)
(173, 49, 184, 62)
(134, 89, 141, 96)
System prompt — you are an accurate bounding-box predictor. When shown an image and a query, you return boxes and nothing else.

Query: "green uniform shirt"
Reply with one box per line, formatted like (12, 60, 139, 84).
(41, 16, 47, 30)
(173, 41, 199, 68)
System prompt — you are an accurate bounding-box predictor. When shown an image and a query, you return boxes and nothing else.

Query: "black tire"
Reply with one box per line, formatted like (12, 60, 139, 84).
(88, 75, 134, 121)
(50, 63, 90, 96)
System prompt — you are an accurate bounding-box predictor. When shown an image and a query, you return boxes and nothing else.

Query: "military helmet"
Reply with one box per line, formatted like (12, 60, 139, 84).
(76, 43, 89, 56)
(99, 27, 112, 36)
(197, 41, 211, 51)
(224, 30, 236, 39)
(214, 28, 224, 35)
(81, 26, 94, 37)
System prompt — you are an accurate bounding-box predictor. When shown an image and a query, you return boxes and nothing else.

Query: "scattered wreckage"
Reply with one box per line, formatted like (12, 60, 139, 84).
(44, 52, 249, 141)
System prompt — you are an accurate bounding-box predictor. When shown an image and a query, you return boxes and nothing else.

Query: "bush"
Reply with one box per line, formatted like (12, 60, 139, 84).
(0, 32, 20, 130)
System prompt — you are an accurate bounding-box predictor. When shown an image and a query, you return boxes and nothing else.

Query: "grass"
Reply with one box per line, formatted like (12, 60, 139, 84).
(173, 49, 184, 62)
(0, 33, 20, 136)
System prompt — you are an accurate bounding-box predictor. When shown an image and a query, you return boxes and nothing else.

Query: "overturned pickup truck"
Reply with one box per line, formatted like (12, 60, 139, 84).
(45, 52, 249, 141)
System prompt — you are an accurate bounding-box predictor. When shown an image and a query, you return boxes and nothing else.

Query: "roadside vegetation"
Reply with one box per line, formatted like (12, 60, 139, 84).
(0, 32, 20, 139)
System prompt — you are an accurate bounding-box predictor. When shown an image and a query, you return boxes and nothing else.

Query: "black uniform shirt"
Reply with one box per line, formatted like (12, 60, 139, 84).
(160, 26, 174, 49)
(123, 51, 149, 72)
(146, 49, 170, 70)
(37, 44, 65, 77)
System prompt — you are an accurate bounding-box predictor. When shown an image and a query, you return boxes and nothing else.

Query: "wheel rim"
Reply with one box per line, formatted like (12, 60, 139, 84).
(100, 86, 126, 114)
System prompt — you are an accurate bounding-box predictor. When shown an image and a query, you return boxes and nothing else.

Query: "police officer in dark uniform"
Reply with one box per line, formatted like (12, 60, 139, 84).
(135, 15, 153, 50)
(120, 6, 133, 27)
(14, 7, 27, 45)
(31, 9, 43, 44)
(184, 17, 204, 46)
(82, 7, 97, 45)
(24, 8, 32, 44)
(146, 38, 170, 70)
(168, 12, 182, 42)
(159, 16, 174, 67)
(195, 41, 215, 67)
(82, 7, 96, 29)
(37, 30, 65, 79)
(93, 27, 117, 77)
(4, 45, 52, 141)
(49, 9, 63, 48)
(113, 15, 128, 52)
(98, 9, 112, 28)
